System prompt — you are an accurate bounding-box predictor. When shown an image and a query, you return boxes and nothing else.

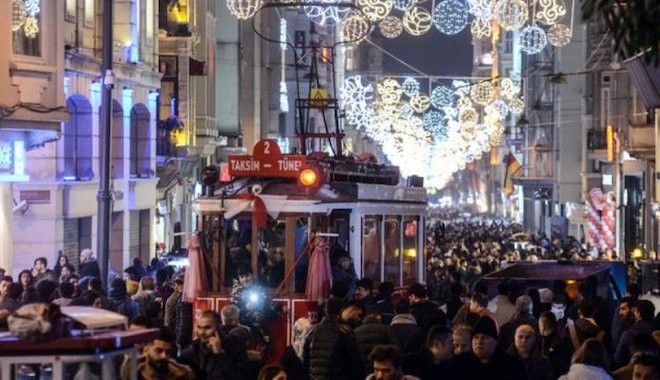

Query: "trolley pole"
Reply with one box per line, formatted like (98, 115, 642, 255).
(97, 0, 114, 291)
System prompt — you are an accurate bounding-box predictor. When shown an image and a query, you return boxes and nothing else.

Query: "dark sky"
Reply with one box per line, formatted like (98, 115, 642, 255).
(379, 27, 473, 77)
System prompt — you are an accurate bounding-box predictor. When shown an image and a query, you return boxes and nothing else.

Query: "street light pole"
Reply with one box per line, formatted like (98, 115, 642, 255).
(97, 0, 114, 291)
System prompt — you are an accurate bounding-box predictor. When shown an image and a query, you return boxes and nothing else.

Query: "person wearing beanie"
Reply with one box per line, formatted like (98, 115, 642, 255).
(448, 316, 527, 380)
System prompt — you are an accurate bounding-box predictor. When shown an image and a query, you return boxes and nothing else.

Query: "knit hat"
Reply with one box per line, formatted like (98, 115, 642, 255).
(473, 316, 498, 340)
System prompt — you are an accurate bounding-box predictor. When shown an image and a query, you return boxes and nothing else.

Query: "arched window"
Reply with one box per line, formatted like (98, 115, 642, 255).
(63, 94, 93, 180)
(109, 100, 124, 179)
(130, 104, 152, 177)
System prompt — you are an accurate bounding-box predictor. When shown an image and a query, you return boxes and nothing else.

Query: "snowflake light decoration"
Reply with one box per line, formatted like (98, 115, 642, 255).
(227, 0, 262, 20)
(23, 17, 39, 38)
(379, 16, 403, 38)
(432, 0, 469, 35)
(486, 99, 509, 119)
(431, 86, 454, 109)
(23, 0, 39, 16)
(520, 24, 548, 54)
(304, 0, 352, 25)
(357, 0, 394, 22)
(535, 0, 566, 25)
(547, 23, 572, 47)
(500, 78, 520, 98)
(393, 0, 413, 11)
(400, 104, 415, 119)
(0, 145, 11, 167)
(494, 0, 528, 31)
(467, 0, 493, 19)
(459, 107, 479, 127)
(403, 7, 432, 36)
(342, 13, 370, 43)
(471, 17, 492, 39)
(402, 77, 421, 97)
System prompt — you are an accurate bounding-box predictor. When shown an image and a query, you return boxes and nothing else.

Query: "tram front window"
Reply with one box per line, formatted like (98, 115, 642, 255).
(362, 216, 382, 283)
(225, 219, 252, 287)
(258, 219, 286, 288)
(402, 217, 419, 284)
(384, 216, 401, 286)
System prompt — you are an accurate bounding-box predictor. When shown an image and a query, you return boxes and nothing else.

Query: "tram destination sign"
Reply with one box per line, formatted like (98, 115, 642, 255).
(228, 139, 307, 178)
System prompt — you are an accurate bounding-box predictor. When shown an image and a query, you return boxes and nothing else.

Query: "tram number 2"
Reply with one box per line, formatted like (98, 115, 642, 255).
(263, 141, 270, 155)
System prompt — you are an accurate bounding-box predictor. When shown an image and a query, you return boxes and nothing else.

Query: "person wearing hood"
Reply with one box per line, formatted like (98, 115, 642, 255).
(109, 278, 140, 319)
(559, 338, 613, 380)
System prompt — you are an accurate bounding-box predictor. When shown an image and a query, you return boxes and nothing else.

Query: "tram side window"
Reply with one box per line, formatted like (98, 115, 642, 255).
(384, 216, 402, 286)
(362, 216, 382, 283)
(258, 219, 286, 288)
(295, 218, 309, 293)
(402, 217, 419, 285)
(225, 219, 252, 287)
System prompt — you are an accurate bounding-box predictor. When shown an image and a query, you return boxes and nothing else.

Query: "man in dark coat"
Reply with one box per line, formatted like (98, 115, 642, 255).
(402, 325, 454, 380)
(448, 316, 528, 380)
(407, 283, 447, 333)
(388, 299, 425, 354)
(177, 310, 228, 379)
(355, 311, 396, 373)
(615, 300, 656, 368)
(303, 296, 365, 380)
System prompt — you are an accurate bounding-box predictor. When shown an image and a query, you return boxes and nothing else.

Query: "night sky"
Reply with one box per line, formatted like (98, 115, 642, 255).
(378, 27, 473, 77)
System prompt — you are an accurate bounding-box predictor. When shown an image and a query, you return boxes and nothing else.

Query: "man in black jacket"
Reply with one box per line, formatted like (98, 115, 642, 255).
(303, 296, 365, 380)
(402, 325, 454, 379)
(448, 316, 527, 380)
(407, 283, 447, 333)
(178, 310, 227, 378)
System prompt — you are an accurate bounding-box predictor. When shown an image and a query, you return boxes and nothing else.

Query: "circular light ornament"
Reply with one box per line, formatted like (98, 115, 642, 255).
(410, 94, 431, 113)
(423, 111, 444, 132)
(535, 0, 566, 25)
(494, 0, 528, 31)
(457, 96, 474, 110)
(11, 0, 27, 32)
(459, 107, 479, 127)
(342, 13, 370, 43)
(357, 0, 394, 22)
(432, 0, 469, 35)
(403, 6, 432, 36)
(471, 18, 492, 39)
(430, 86, 454, 109)
(379, 15, 403, 38)
(470, 81, 494, 105)
(486, 99, 510, 119)
(227, 0, 262, 20)
(378, 78, 403, 104)
(402, 77, 421, 97)
(304, 0, 352, 25)
(393, 0, 414, 11)
(500, 77, 520, 98)
(467, 0, 493, 18)
(520, 24, 548, 54)
(507, 97, 525, 114)
(340, 75, 374, 108)
(547, 23, 572, 47)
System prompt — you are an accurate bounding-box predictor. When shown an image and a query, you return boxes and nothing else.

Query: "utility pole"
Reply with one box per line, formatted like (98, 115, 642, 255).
(97, 0, 114, 291)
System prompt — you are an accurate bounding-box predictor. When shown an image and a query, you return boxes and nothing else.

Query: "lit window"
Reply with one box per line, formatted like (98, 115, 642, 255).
(12, 0, 41, 57)
(84, 0, 94, 27)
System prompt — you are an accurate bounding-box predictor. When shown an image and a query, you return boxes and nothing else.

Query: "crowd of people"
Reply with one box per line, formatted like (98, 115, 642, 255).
(0, 217, 659, 380)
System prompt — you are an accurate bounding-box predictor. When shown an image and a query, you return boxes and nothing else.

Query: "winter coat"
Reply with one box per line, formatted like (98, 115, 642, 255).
(488, 295, 517, 327)
(79, 260, 101, 280)
(177, 340, 227, 379)
(410, 300, 446, 332)
(558, 363, 613, 380)
(388, 314, 426, 354)
(447, 352, 528, 380)
(614, 320, 654, 368)
(540, 331, 573, 379)
(507, 346, 555, 380)
(354, 318, 396, 372)
(402, 347, 452, 380)
(303, 315, 365, 380)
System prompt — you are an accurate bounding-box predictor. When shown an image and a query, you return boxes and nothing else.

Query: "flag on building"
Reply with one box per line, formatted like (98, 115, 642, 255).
(503, 153, 522, 196)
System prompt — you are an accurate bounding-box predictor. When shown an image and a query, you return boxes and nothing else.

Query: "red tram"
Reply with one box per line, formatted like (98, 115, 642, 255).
(191, 138, 428, 359)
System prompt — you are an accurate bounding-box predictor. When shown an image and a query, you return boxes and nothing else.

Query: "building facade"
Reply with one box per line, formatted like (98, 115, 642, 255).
(2, 0, 161, 276)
